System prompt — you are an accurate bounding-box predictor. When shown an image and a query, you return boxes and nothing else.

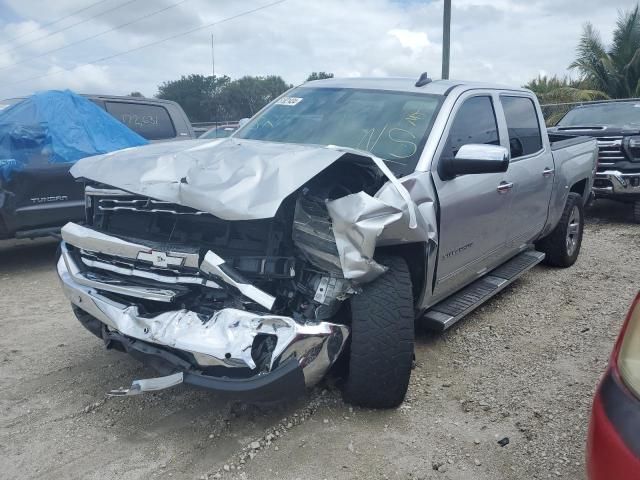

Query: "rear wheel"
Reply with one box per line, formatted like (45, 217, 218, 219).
(343, 255, 414, 408)
(633, 200, 640, 224)
(536, 193, 584, 268)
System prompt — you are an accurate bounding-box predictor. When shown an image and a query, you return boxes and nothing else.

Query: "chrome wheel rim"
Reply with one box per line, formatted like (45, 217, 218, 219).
(566, 205, 581, 257)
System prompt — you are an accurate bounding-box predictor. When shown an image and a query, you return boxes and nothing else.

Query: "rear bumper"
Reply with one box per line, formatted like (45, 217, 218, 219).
(587, 369, 640, 480)
(57, 234, 350, 400)
(593, 170, 640, 197)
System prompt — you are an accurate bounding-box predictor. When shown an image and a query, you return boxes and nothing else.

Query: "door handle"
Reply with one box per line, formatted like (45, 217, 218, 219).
(542, 167, 555, 177)
(497, 182, 514, 194)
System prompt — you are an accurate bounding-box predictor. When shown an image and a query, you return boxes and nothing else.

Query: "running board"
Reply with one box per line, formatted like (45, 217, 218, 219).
(423, 250, 545, 331)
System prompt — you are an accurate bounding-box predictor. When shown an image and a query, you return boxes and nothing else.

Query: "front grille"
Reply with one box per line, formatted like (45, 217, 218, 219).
(98, 197, 207, 216)
(89, 193, 284, 258)
(596, 136, 625, 170)
(85, 191, 297, 280)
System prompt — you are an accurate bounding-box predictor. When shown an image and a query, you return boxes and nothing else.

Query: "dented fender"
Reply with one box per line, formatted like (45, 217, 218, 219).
(327, 171, 438, 283)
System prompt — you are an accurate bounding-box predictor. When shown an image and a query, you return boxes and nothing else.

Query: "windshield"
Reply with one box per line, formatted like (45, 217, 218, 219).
(557, 101, 640, 127)
(235, 87, 442, 175)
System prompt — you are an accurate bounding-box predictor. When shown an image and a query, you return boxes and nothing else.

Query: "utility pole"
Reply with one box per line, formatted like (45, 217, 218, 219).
(211, 32, 215, 78)
(442, 0, 451, 80)
(211, 31, 218, 129)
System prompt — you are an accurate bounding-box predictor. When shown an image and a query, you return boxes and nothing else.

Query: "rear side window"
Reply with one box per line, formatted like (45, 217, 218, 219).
(104, 102, 176, 140)
(500, 96, 543, 158)
(446, 96, 499, 156)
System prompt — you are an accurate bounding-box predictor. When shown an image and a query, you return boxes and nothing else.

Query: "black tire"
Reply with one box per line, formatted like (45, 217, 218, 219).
(633, 200, 640, 224)
(343, 255, 414, 408)
(536, 192, 584, 268)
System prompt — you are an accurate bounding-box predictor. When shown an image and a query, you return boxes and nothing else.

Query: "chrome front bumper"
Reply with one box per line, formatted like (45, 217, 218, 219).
(57, 223, 349, 390)
(593, 170, 640, 196)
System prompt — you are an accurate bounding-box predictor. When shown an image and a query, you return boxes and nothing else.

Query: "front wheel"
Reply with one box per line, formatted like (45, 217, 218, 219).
(343, 255, 415, 409)
(633, 200, 640, 224)
(536, 192, 584, 268)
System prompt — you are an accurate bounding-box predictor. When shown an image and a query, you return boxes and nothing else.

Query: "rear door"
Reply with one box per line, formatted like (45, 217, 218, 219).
(431, 92, 513, 299)
(499, 95, 554, 248)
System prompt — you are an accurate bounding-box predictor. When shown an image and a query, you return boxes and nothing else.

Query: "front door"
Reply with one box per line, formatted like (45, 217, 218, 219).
(431, 93, 513, 300)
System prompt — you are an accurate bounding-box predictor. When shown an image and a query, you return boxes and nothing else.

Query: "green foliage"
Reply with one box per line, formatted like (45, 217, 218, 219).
(570, 5, 640, 98)
(306, 72, 334, 81)
(524, 75, 608, 104)
(156, 74, 291, 122)
(128, 91, 144, 98)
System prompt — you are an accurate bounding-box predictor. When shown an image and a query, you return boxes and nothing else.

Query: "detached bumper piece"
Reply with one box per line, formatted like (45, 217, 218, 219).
(58, 222, 349, 401)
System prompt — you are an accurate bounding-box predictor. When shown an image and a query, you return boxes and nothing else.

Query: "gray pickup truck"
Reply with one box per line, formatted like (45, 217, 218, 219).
(56, 76, 597, 408)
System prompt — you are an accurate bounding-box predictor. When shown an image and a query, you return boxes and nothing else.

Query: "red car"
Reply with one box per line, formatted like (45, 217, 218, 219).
(587, 292, 640, 479)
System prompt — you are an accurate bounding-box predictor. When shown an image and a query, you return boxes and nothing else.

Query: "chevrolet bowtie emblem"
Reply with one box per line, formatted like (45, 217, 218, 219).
(137, 250, 185, 268)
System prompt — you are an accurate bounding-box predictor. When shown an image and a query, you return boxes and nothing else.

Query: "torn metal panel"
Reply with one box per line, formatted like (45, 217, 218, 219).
(326, 171, 438, 283)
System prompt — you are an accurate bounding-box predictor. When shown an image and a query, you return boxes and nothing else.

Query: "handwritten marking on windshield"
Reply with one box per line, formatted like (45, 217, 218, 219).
(357, 124, 419, 160)
(388, 128, 417, 159)
(404, 110, 426, 127)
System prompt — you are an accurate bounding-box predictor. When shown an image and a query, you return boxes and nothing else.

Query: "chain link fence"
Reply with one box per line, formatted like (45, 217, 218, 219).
(540, 98, 640, 126)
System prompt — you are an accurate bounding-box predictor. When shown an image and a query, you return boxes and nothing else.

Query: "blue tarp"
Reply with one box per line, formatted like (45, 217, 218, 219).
(0, 90, 148, 180)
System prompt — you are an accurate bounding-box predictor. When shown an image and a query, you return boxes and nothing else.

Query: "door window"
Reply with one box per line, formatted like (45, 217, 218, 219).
(104, 102, 176, 140)
(445, 96, 499, 157)
(500, 96, 543, 158)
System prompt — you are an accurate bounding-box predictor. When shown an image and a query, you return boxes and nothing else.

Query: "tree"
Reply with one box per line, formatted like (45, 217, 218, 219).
(156, 74, 290, 122)
(215, 75, 292, 120)
(306, 72, 334, 82)
(157, 74, 229, 122)
(570, 5, 640, 98)
(524, 75, 607, 104)
(129, 91, 144, 97)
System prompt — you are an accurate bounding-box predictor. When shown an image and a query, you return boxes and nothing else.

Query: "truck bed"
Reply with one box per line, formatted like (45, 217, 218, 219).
(548, 132, 594, 151)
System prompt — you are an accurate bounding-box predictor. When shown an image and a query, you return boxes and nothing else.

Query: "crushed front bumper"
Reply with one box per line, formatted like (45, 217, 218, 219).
(593, 170, 640, 197)
(57, 225, 350, 400)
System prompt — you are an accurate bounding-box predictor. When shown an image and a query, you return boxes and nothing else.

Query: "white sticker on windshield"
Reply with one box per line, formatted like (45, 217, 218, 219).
(276, 97, 303, 106)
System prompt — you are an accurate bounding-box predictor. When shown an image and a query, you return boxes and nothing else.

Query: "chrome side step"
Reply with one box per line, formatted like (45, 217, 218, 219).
(423, 250, 545, 331)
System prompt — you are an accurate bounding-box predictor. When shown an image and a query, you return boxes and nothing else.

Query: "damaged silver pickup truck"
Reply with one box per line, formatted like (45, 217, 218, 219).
(57, 76, 597, 408)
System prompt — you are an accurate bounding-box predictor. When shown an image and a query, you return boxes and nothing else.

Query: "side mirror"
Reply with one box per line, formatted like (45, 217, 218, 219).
(441, 144, 509, 178)
(238, 118, 250, 127)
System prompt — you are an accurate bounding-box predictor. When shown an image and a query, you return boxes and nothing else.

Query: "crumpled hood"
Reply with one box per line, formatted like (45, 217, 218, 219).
(70, 138, 351, 220)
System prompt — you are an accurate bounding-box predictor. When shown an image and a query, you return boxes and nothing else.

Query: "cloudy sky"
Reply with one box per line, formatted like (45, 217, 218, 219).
(0, 0, 637, 99)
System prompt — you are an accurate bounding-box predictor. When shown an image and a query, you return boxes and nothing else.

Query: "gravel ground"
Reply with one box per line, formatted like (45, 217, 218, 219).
(1, 199, 638, 480)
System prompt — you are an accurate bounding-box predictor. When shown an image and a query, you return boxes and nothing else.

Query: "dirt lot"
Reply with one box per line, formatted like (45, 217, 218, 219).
(1, 200, 638, 480)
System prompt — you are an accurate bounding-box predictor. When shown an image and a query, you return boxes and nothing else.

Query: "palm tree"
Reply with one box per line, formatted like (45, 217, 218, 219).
(570, 5, 640, 98)
(525, 75, 607, 104)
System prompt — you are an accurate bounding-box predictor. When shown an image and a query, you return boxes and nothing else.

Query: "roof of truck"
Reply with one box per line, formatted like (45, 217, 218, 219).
(302, 76, 531, 95)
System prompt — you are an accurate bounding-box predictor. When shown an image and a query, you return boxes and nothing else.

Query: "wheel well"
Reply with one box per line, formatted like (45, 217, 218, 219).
(375, 242, 426, 304)
(570, 178, 588, 201)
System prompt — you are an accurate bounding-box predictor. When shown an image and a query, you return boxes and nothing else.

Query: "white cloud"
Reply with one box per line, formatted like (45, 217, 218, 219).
(35, 63, 112, 93)
(0, 0, 637, 99)
(388, 29, 430, 54)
